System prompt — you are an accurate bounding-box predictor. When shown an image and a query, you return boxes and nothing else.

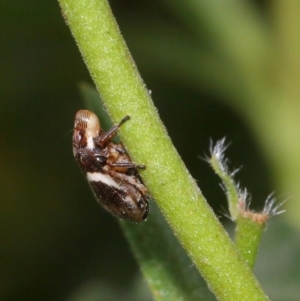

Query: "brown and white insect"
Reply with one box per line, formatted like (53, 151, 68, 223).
(72, 110, 149, 222)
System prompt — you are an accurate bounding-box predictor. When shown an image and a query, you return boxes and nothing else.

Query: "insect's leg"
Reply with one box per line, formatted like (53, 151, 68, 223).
(106, 169, 148, 195)
(115, 144, 126, 154)
(104, 143, 144, 170)
(109, 161, 146, 170)
(75, 148, 106, 171)
(95, 116, 130, 146)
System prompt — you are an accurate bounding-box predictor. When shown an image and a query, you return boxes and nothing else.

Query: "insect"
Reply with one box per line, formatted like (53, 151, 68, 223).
(72, 109, 149, 222)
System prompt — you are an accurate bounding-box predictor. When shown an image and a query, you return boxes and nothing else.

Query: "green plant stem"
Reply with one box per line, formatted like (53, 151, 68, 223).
(58, 0, 270, 300)
(122, 203, 216, 301)
(235, 216, 266, 269)
(209, 154, 239, 220)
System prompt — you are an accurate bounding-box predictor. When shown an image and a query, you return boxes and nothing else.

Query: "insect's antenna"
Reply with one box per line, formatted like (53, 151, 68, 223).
(117, 115, 130, 127)
(62, 128, 73, 139)
(97, 115, 131, 144)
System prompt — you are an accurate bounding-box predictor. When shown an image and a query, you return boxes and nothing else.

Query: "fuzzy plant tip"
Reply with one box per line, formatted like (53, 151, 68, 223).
(206, 138, 285, 224)
(238, 193, 286, 224)
(206, 138, 241, 220)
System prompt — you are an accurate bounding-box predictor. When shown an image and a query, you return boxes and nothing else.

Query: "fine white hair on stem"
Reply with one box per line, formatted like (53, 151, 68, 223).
(219, 205, 232, 220)
(263, 193, 286, 217)
(209, 138, 230, 168)
(230, 166, 242, 177)
(237, 188, 251, 211)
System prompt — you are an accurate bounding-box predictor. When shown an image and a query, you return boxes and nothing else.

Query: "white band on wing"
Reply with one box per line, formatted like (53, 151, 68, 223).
(87, 172, 121, 189)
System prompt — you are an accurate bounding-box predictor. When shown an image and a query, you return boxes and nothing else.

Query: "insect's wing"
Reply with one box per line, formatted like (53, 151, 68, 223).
(89, 177, 149, 222)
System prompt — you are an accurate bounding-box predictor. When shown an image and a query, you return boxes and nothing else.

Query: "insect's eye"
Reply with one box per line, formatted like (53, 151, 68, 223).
(73, 129, 85, 155)
(72, 129, 86, 156)
(74, 130, 84, 145)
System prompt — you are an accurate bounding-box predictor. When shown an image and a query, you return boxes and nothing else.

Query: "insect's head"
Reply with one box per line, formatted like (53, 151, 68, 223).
(73, 110, 101, 154)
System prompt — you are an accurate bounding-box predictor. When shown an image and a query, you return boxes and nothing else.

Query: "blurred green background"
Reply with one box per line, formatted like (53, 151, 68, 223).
(1, 1, 300, 300)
